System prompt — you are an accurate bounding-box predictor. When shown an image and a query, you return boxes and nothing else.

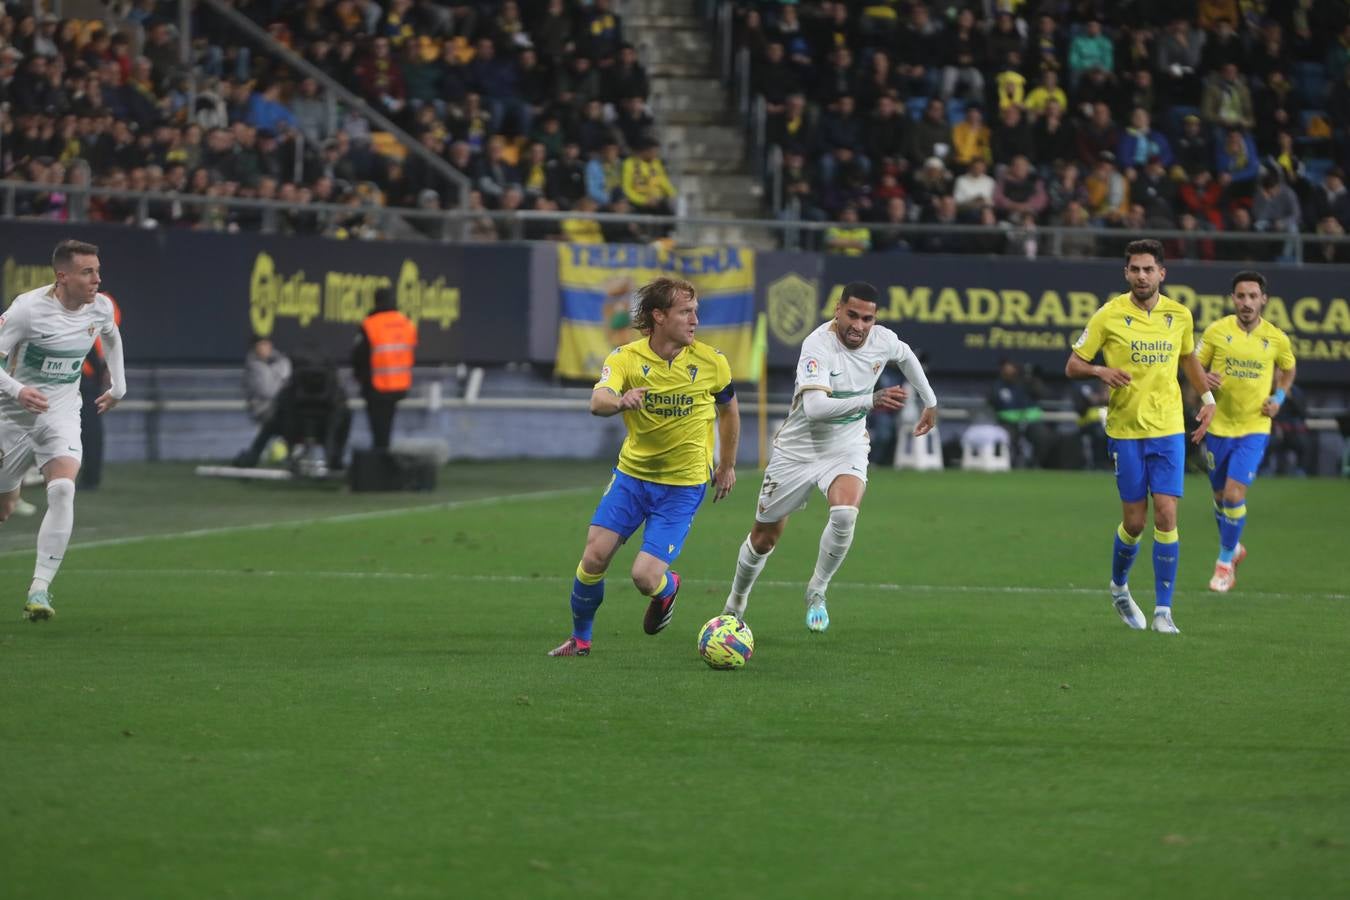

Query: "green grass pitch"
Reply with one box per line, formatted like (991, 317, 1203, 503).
(1, 462, 1347, 899)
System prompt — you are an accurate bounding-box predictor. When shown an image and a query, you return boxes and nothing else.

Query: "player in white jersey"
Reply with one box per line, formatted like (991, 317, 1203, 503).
(723, 281, 938, 631)
(0, 239, 126, 621)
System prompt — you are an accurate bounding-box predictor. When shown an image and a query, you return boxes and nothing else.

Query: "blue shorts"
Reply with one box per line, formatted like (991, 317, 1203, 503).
(1109, 435, 1185, 502)
(1204, 433, 1268, 491)
(590, 469, 707, 564)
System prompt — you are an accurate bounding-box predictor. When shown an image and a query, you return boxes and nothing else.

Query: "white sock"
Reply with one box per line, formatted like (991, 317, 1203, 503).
(724, 536, 772, 617)
(807, 505, 858, 598)
(32, 478, 75, 592)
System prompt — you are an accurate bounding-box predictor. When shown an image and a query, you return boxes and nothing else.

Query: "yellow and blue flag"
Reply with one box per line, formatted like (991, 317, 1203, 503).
(555, 243, 758, 381)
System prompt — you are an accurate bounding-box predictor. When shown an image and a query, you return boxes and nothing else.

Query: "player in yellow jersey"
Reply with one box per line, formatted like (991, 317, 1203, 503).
(549, 277, 740, 657)
(1196, 270, 1296, 593)
(1065, 239, 1219, 635)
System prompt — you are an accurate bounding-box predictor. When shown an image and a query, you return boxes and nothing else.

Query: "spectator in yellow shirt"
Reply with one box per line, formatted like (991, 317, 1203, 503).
(1024, 70, 1068, 118)
(824, 206, 872, 255)
(621, 137, 677, 215)
(951, 105, 992, 167)
(562, 196, 605, 243)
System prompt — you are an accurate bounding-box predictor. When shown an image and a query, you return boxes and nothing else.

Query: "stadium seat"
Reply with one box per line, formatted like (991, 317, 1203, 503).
(960, 424, 1012, 472)
(1293, 62, 1329, 107)
(1304, 157, 1334, 185)
(907, 97, 929, 121)
(946, 99, 966, 124)
(894, 426, 944, 471)
(1298, 110, 1333, 155)
(893, 397, 942, 470)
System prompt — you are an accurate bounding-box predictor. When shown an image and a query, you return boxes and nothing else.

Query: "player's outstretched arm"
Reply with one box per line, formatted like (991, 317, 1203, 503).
(1262, 364, 1296, 417)
(0, 361, 46, 413)
(590, 386, 647, 417)
(1181, 353, 1217, 442)
(712, 396, 739, 502)
(96, 324, 127, 414)
(0, 303, 44, 412)
(912, 406, 938, 437)
(1065, 352, 1130, 387)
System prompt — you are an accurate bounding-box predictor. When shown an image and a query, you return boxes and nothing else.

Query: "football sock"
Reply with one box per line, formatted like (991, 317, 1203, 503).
(725, 536, 771, 617)
(1217, 501, 1246, 565)
(1111, 522, 1141, 587)
(570, 562, 605, 643)
(648, 570, 678, 601)
(1153, 527, 1179, 608)
(32, 479, 75, 592)
(807, 505, 858, 596)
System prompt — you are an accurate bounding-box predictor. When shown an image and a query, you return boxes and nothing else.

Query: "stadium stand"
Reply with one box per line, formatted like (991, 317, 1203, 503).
(733, 0, 1350, 258)
(0, 0, 668, 240)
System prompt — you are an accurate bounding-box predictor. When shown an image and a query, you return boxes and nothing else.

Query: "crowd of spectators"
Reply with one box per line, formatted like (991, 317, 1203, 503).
(740, 0, 1350, 262)
(0, 0, 676, 241)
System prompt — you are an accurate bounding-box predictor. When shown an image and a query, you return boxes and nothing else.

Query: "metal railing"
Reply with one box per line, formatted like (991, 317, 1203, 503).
(8, 178, 1350, 262)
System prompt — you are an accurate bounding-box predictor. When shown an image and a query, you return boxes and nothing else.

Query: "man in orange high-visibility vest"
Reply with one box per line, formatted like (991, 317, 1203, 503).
(352, 288, 416, 450)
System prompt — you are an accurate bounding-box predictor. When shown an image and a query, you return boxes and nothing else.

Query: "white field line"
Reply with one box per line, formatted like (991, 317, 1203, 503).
(54, 567, 1350, 603)
(0, 486, 592, 558)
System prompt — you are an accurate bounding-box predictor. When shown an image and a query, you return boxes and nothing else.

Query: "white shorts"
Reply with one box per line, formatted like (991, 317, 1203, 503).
(754, 447, 869, 523)
(0, 416, 83, 492)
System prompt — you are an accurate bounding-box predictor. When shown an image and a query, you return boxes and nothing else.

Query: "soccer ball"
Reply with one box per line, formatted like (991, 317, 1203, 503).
(698, 615, 755, 670)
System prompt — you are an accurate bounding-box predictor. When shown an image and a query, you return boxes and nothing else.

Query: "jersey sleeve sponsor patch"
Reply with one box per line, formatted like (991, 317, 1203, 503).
(804, 357, 820, 376)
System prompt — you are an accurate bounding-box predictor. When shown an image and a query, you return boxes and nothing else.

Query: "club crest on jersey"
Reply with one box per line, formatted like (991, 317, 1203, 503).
(1164, 313, 1174, 329)
(1262, 338, 1270, 350)
(87, 325, 96, 336)
(1226, 334, 1233, 343)
(872, 362, 882, 374)
(687, 365, 698, 383)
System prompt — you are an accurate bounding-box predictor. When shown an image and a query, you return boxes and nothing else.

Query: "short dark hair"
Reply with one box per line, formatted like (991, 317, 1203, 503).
(1230, 270, 1267, 295)
(839, 281, 880, 306)
(1124, 239, 1164, 265)
(52, 239, 98, 271)
(632, 277, 696, 334)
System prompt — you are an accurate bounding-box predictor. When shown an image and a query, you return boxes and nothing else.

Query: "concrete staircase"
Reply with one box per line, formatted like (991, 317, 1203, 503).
(625, 0, 774, 247)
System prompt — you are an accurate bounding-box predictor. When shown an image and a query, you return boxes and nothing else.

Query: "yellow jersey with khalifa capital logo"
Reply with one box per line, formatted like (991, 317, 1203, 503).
(1197, 315, 1295, 437)
(594, 337, 733, 486)
(1072, 292, 1195, 439)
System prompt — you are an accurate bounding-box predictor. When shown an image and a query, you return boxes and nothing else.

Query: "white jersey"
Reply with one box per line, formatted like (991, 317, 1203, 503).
(773, 321, 936, 461)
(0, 285, 118, 427)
